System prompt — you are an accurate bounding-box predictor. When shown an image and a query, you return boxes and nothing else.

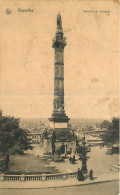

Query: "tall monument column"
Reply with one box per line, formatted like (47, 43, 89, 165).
(46, 13, 76, 153)
(49, 13, 69, 129)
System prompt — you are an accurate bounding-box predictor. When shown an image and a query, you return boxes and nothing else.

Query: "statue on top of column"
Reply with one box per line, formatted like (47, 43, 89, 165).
(57, 12, 62, 29)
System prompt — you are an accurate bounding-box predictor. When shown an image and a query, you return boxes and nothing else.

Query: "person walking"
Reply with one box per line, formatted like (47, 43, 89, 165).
(69, 156, 72, 164)
(89, 169, 93, 180)
(72, 155, 75, 164)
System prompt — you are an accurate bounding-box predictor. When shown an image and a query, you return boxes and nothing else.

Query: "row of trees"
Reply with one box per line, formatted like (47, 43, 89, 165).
(0, 110, 32, 169)
(101, 117, 119, 147)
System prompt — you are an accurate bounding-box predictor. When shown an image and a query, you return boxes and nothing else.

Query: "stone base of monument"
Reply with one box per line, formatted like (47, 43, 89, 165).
(43, 139, 76, 155)
(54, 141, 76, 154)
(43, 126, 76, 155)
(49, 121, 68, 129)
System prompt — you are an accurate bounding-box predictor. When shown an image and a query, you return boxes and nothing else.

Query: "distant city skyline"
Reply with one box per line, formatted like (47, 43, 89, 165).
(0, 1, 119, 120)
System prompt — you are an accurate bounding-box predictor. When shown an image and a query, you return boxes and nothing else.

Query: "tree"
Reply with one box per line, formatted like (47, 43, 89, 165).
(102, 117, 119, 147)
(86, 125, 95, 131)
(0, 111, 33, 169)
(100, 120, 111, 130)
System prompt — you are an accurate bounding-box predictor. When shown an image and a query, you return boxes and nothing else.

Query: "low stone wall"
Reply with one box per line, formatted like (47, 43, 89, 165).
(0, 172, 77, 182)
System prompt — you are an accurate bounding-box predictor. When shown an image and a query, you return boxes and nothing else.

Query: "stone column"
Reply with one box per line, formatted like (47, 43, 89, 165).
(49, 13, 70, 127)
(62, 174, 68, 180)
(42, 174, 47, 181)
(20, 174, 25, 181)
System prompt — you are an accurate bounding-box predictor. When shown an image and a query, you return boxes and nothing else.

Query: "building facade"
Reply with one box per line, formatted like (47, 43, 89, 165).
(27, 133, 43, 144)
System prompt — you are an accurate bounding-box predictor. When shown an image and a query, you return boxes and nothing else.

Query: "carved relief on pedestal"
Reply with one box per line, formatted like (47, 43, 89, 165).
(55, 129, 71, 141)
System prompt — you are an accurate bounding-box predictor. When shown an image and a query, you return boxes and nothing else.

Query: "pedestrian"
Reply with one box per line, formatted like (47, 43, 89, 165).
(77, 168, 84, 181)
(69, 156, 72, 164)
(72, 155, 75, 164)
(89, 169, 93, 180)
(80, 169, 84, 181)
(77, 168, 81, 180)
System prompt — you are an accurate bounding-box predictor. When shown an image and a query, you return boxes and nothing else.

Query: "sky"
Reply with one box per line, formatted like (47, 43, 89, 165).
(0, 0, 119, 119)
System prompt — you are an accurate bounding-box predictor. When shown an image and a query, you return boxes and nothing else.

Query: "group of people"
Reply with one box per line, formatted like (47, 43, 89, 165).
(77, 168, 84, 181)
(69, 155, 75, 164)
(77, 168, 94, 181)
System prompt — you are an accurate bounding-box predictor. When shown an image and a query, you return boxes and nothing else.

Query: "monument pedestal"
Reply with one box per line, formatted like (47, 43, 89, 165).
(54, 140, 76, 154)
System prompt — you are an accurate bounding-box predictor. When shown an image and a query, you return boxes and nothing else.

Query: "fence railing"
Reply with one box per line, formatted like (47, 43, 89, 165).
(0, 172, 77, 182)
(25, 175, 42, 181)
(4, 175, 21, 181)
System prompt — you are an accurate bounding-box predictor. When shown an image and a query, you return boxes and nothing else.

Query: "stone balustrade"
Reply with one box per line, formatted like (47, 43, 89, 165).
(0, 172, 77, 182)
(25, 175, 42, 181)
(4, 175, 21, 181)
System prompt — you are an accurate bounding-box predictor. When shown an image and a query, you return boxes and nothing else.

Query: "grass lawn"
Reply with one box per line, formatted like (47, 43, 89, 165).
(0, 153, 59, 175)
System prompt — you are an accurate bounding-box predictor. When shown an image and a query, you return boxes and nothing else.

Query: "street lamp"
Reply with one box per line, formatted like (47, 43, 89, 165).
(80, 134, 89, 173)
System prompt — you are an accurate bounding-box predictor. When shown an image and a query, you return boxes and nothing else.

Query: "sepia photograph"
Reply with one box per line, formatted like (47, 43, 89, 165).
(0, 0, 119, 195)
